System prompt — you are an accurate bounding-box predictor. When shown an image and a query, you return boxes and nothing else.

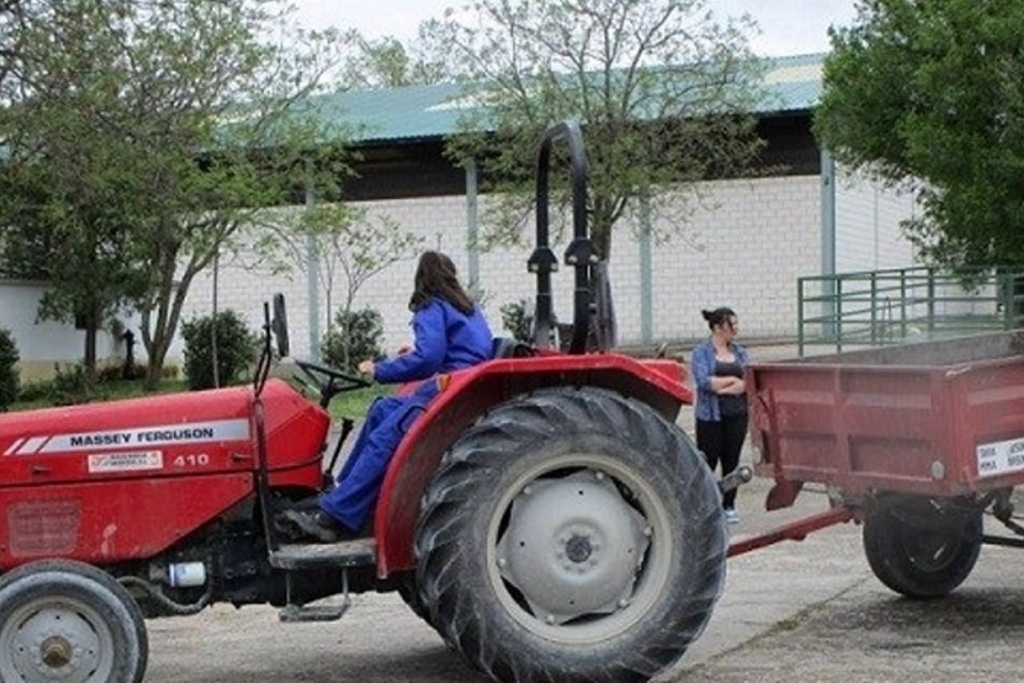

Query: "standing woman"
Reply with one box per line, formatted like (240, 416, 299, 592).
(690, 307, 750, 524)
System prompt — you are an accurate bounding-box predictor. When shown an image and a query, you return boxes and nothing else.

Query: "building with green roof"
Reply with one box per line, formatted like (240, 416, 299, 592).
(4, 52, 921, 374)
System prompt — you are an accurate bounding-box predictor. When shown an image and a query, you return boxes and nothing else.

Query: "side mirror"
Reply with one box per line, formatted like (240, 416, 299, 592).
(271, 293, 290, 358)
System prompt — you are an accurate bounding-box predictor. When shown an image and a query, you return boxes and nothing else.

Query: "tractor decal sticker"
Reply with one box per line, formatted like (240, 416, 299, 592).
(10, 436, 48, 455)
(4, 437, 26, 455)
(5, 418, 251, 455)
(88, 450, 164, 473)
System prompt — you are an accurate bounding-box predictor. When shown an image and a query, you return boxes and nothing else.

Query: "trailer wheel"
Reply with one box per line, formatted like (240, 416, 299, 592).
(415, 386, 726, 683)
(0, 559, 148, 683)
(863, 495, 983, 599)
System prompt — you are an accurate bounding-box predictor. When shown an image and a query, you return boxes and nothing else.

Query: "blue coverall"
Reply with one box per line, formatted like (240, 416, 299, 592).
(320, 297, 494, 531)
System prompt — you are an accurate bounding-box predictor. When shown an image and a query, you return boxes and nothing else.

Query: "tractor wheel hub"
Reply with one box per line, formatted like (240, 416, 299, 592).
(495, 470, 649, 624)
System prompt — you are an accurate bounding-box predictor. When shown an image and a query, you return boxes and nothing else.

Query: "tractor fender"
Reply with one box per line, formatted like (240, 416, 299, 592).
(372, 353, 692, 577)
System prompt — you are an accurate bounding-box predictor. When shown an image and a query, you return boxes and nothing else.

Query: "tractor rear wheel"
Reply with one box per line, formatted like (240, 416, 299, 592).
(0, 559, 148, 683)
(863, 495, 983, 598)
(396, 572, 432, 626)
(415, 386, 726, 683)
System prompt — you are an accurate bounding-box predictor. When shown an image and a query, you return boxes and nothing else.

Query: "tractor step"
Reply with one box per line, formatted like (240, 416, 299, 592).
(269, 538, 376, 570)
(279, 602, 349, 623)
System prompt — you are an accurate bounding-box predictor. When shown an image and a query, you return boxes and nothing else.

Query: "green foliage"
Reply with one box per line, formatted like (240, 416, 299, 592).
(338, 29, 455, 88)
(815, 0, 1024, 269)
(321, 308, 385, 374)
(0, 328, 20, 411)
(326, 383, 394, 421)
(49, 363, 92, 406)
(15, 374, 188, 410)
(14, 380, 50, 404)
(0, 0, 351, 387)
(499, 300, 532, 342)
(425, 0, 766, 259)
(181, 310, 259, 391)
(97, 362, 149, 384)
(262, 203, 424, 341)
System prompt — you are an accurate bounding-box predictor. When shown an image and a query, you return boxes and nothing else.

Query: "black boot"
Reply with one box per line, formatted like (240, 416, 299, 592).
(278, 509, 352, 543)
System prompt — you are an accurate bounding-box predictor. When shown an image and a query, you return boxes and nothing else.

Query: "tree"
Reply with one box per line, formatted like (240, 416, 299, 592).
(339, 27, 456, 88)
(0, 0, 348, 387)
(270, 203, 424, 370)
(430, 0, 765, 260)
(0, 326, 18, 411)
(814, 0, 1024, 269)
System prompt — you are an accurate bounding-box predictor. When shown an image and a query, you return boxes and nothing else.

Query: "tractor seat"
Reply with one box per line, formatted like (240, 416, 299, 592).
(492, 337, 536, 359)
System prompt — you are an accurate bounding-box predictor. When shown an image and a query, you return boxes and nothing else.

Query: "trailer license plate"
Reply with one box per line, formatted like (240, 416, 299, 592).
(976, 437, 1024, 476)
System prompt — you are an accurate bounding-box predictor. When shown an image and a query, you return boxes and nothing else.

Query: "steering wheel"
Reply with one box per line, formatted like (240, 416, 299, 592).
(294, 359, 372, 407)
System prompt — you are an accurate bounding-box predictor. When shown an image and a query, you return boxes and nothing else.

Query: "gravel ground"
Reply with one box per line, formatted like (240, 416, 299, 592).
(145, 364, 1024, 682)
(144, 472, 1024, 683)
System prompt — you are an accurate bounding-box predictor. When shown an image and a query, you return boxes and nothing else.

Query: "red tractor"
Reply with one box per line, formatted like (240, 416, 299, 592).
(0, 123, 726, 683)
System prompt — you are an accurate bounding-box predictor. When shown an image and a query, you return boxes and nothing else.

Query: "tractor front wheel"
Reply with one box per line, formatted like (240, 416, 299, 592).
(0, 559, 148, 683)
(415, 386, 726, 683)
(863, 495, 983, 598)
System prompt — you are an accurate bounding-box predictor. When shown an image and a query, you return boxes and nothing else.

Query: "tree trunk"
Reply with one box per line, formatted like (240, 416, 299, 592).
(143, 266, 197, 391)
(83, 324, 98, 387)
(592, 218, 612, 261)
(145, 342, 168, 390)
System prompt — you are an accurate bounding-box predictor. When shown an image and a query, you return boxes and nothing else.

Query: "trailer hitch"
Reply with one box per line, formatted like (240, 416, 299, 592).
(719, 465, 753, 495)
(988, 489, 1024, 540)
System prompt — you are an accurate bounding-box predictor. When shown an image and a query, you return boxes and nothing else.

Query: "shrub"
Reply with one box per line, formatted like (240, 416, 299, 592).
(321, 308, 384, 374)
(50, 362, 91, 406)
(500, 299, 532, 342)
(17, 378, 51, 403)
(181, 310, 258, 391)
(97, 362, 149, 384)
(0, 328, 20, 411)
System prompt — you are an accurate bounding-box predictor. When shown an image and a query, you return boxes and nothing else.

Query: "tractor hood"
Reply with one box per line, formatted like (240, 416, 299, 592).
(0, 379, 329, 488)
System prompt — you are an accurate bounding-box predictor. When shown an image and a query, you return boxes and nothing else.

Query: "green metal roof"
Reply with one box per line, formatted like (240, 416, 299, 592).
(759, 53, 825, 114)
(312, 53, 825, 146)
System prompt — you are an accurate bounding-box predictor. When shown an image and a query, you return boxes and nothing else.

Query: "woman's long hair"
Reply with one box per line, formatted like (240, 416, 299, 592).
(409, 251, 475, 314)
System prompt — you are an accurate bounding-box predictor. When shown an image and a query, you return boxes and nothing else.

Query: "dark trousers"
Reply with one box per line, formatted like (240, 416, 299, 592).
(696, 415, 748, 510)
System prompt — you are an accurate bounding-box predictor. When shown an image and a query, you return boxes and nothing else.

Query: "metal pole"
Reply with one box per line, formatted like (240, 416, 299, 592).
(798, 277, 805, 357)
(465, 161, 480, 299)
(211, 253, 219, 388)
(820, 149, 837, 342)
(870, 272, 878, 344)
(639, 193, 653, 345)
(305, 180, 321, 362)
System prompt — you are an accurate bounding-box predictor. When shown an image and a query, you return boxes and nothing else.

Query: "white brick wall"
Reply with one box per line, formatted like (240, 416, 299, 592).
(835, 167, 918, 272)
(184, 174, 826, 357)
(5, 172, 923, 369)
(0, 281, 156, 375)
(0, 282, 94, 361)
(647, 176, 821, 341)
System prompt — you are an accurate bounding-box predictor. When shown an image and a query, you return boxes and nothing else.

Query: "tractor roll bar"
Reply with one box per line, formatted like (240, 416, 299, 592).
(528, 121, 593, 355)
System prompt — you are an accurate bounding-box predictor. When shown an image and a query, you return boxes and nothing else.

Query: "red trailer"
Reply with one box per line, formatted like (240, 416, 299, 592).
(741, 331, 1024, 597)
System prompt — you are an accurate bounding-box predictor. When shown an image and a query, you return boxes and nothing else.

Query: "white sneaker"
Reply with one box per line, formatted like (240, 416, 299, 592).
(723, 508, 740, 524)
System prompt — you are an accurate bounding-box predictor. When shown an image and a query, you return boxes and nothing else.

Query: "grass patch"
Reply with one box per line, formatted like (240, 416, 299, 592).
(9, 378, 190, 412)
(8, 372, 390, 423)
(325, 384, 392, 422)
